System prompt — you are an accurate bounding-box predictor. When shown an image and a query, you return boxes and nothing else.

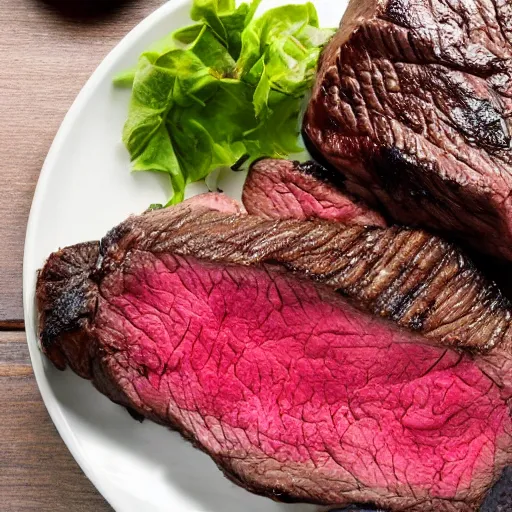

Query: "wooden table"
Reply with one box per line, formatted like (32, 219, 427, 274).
(0, 1, 164, 509)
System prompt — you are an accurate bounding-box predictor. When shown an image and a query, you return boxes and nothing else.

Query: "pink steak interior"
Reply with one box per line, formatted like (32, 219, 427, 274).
(95, 251, 511, 501)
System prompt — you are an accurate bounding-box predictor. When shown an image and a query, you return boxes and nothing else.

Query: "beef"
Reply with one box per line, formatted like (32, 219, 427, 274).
(303, 0, 512, 261)
(241, 159, 512, 308)
(242, 159, 512, 304)
(37, 204, 512, 512)
(182, 191, 246, 214)
(242, 159, 386, 227)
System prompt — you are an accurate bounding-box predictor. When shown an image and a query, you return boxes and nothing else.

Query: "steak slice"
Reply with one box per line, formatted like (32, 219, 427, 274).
(241, 160, 512, 307)
(242, 159, 386, 227)
(37, 205, 512, 511)
(303, 0, 512, 261)
(183, 191, 246, 214)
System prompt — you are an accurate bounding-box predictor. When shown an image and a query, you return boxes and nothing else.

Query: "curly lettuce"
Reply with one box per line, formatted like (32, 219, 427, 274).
(115, 0, 333, 205)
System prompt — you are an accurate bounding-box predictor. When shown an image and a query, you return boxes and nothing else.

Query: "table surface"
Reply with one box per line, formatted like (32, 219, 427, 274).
(0, 0, 164, 509)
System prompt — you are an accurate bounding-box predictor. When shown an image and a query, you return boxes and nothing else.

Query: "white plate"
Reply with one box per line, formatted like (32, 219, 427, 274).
(23, 1, 348, 510)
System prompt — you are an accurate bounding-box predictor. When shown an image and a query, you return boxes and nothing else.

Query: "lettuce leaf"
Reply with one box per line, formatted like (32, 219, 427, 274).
(115, 0, 333, 204)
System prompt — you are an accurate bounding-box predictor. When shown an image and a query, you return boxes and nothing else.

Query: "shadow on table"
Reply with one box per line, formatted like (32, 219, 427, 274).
(32, 0, 137, 22)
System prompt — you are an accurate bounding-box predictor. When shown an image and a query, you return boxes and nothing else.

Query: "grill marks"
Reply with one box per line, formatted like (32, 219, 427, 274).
(35, 204, 512, 511)
(98, 206, 512, 352)
(304, 0, 512, 260)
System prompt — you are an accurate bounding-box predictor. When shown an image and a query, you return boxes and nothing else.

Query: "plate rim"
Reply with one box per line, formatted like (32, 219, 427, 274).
(22, 1, 189, 510)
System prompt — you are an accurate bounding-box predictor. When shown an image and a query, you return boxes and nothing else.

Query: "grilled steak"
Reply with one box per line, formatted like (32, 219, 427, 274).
(242, 159, 386, 226)
(37, 203, 512, 512)
(304, 0, 512, 260)
(241, 159, 512, 305)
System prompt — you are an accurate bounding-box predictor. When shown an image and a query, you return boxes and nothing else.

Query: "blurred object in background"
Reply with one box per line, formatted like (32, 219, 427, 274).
(39, 0, 134, 19)
(329, 468, 512, 512)
(480, 467, 512, 511)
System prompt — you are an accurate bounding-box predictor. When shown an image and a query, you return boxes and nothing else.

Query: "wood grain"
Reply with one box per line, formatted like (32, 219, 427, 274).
(0, 0, 164, 323)
(0, 2, 167, 507)
(0, 332, 113, 511)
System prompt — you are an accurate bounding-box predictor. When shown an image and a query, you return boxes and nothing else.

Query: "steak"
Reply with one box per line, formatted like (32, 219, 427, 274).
(37, 204, 512, 511)
(303, 0, 512, 260)
(181, 191, 246, 214)
(241, 159, 512, 306)
(242, 159, 386, 226)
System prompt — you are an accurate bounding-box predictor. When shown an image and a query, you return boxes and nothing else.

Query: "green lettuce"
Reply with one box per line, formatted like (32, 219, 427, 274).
(116, 0, 333, 205)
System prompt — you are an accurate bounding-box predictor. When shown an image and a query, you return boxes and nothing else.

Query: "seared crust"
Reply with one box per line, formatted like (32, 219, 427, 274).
(35, 205, 512, 512)
(99, 205, 512, 352)
(37, 206, 512, 368)
(304, 0, 512, 261)
(36, 241, 99, 376)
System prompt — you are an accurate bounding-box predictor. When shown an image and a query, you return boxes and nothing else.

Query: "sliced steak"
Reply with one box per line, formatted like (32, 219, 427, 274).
(242, 159, 386, 226)
(241, 160, 512, 305)
(37, 204, 512, 512)
(183, 192, 245, 214)
(304, 0, 512, 260)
